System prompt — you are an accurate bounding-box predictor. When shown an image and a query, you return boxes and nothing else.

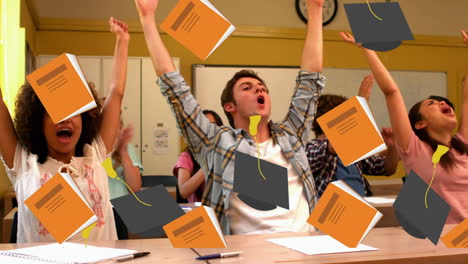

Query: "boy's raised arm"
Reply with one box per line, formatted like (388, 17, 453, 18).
(135, 0, 176, 76)
(301, 0, 323, 72)
(284, 0, 325, 144)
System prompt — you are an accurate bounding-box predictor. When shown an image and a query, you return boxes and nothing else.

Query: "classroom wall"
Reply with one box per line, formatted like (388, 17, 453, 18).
(20, 0, 37, 54)
(33, 0, 468, 37)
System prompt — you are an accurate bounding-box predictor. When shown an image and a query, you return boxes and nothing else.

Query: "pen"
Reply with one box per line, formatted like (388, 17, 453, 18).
(115, 252, 150, 262)
(196, 251, 242, 260)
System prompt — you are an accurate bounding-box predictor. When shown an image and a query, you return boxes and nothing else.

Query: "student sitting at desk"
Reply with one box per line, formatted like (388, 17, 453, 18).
(134, 0, 325, 234)
(306, 76, 399, 198)
(339, 29, 468, 224)
(173, 110, 223, 203)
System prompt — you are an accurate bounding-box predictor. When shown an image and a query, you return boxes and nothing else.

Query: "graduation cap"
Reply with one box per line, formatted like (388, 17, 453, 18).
(344, 2, 414, 51)
(393, 171, 451, 245)
(233, 150, 289, 211)
(111, 185, 185, 238)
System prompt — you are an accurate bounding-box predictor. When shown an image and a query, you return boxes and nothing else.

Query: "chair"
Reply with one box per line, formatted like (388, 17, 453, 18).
(10, 210, 17, 243)
(2, 208, 17, 243)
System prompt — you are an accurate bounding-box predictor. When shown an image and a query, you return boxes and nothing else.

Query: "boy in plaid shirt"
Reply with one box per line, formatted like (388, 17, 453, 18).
(135, 0, 326, 234)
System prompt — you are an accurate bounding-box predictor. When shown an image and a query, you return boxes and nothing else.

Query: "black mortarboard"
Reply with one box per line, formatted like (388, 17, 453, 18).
(233, 151, 289, 211)
(344, 2, 414, 51)
(111, 185, 185, 238)
(393, 171, 451, 245)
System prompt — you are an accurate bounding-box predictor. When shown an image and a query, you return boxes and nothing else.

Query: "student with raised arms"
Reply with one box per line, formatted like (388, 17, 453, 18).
(339, 30, 468, 224)
(0, 17, 130, 242)
(134, 0, 325, 234)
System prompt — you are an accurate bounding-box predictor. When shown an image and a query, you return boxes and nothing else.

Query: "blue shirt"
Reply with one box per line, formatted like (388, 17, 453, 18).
(108, 144, 143, 200)
(334, 158, 366, 196)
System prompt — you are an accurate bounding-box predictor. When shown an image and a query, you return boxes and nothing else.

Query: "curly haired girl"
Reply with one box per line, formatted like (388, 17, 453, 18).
(0, 17, 129, 243)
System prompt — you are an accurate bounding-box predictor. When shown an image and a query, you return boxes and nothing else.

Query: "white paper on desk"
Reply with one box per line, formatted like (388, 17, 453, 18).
(0, 242, 137, 264)
(364, 197, 396, 204)
(267, 235, 377, 255)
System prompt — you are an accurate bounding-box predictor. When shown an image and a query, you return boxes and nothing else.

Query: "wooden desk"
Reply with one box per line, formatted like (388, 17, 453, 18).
(166, 186, 177, 200)
(369, 179, 403, 196)
(195, 225, 468, 264)
(1, 226, 467, 263)
(3, 187, 16, 217)
(366, 196, 399, 228)
(2, 207, 17, 243)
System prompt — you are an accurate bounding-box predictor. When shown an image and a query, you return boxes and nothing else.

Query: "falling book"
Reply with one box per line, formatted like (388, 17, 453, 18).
(161, 0, 236, 60)
(317, 96, 386, 166)
(26, 53, 97, 124)
(442, 218, 468, 248)
(308, 180, 382, 248)
(163, 206, 227, 248)
(25, 172, 98, 243)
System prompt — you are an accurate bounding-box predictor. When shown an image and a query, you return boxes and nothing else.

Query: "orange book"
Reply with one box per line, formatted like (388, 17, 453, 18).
(25, 173, 98, 243)
(308, 180, 382, 248)
(26, 53, 97, 124)
(161, 0, 236, 60)
(317, 96, 386, 166)
(163, 206, 226, 248)
(441, 218, 468, 248)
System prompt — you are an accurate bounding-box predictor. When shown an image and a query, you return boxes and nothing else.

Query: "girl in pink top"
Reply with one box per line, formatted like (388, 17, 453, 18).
(339, 30, 468, 224)
(173, 110, 223, 203)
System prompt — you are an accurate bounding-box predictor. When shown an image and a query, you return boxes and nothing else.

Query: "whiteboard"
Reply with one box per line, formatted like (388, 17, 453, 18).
(193, 65, 446, 136)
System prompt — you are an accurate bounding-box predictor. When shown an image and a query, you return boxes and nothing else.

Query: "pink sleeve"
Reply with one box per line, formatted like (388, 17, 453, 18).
(396, 130, 433, 175)
(173, 152, 194, 178)
(396, 131, 423, 158)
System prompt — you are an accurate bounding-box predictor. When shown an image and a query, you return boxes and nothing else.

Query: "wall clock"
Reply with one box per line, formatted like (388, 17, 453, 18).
(295, 0, 338, 26)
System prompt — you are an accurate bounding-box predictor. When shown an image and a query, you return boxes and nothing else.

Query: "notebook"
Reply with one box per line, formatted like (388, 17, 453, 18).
(161, 0, 236, 60)
(163, 206, 226, 248)
(307, 180, 382, 248)
(441, 218, 468, 248)
(0, 242, 136, 264)
(26, 53, 97, 124)
(317, 96, 386, 166)
(24, 173, 98, 243)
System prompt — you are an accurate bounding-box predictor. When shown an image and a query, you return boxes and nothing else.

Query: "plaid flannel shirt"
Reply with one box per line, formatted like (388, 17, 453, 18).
(158, 71, 325, 234)
(306, 139, 387, 198)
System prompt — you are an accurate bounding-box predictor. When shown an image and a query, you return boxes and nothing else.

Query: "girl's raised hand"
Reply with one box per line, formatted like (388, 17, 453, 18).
(109, 17, 129, 40)
(462, 29, 468, 45)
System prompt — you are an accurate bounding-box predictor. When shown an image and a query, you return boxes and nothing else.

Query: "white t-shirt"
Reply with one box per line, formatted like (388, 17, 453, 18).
(3, 135, 117, 243)
(228, 138, 312, 235)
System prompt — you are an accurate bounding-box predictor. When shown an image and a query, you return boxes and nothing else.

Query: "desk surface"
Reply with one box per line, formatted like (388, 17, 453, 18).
(1, 226, 467, 264)
(196, 225, 468, 264)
